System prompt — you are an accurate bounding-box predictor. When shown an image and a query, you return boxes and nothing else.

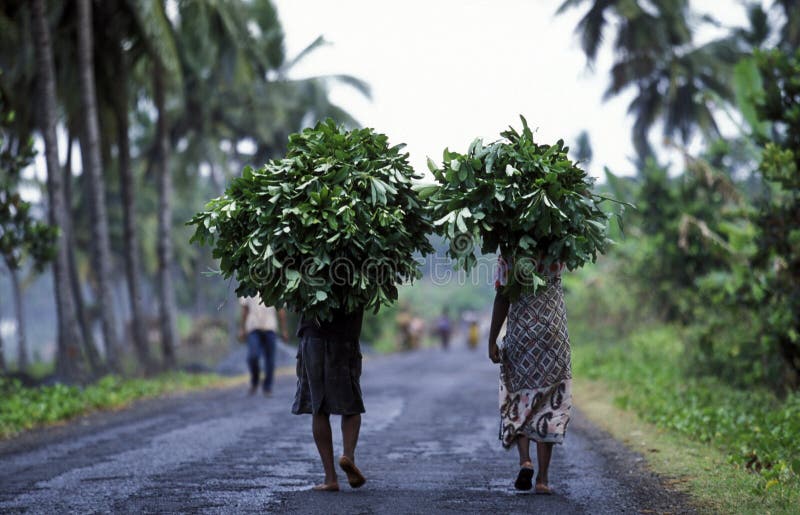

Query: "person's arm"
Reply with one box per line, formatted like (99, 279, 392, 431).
(238, 303, 249, 342)
(278, 308, 289, 342)
(487, 292, 510, 363)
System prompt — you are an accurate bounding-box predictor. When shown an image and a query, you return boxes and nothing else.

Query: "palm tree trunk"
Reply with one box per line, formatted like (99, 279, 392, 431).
(31, 0, 85, 383)
(9, 266, 28, 371)
(154, 65, 177, 369)
(114, 42, 155, 374)
(64, 132, 102, 373)
(76, 0, 121, 370)
(0, 298, 6, 373)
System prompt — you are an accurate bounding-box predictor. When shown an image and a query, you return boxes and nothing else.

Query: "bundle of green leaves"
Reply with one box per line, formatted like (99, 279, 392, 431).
(422, 116, 624, 299)
(189, 119, 433, 321)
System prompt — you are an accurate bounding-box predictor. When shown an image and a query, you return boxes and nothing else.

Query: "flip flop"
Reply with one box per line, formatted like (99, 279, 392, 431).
(311, 483, 340, 492)
(514, 467, 534, 491)
(535, 483, 554, 495)
(338, 456, 366, 488)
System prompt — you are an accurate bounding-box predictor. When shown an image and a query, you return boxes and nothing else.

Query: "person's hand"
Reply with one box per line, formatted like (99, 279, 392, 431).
(237, 328, 246, 343)
(488, 341, 501, 364)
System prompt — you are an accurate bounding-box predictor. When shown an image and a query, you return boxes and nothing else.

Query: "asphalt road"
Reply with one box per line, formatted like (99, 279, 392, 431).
(0, 344, 694, 514)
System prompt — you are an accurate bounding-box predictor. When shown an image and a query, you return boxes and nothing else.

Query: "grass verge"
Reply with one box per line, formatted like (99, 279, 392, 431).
(0, 372, 240, 439)
(574, 378, 797, 514)
(572, 325, 799, 514)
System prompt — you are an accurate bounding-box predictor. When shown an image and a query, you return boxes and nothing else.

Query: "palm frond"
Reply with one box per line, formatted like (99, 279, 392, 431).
(318, 74, 372, 100)
(126, 0, 183, 89)
(555, 0, 588, 16)
(282, 35, 329, 73)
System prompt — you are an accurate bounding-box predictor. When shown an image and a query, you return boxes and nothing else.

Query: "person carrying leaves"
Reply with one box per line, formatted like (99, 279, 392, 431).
(488, 254, 571, 494)
(189, 120, 432, 492)
(426, 116, 627, 495)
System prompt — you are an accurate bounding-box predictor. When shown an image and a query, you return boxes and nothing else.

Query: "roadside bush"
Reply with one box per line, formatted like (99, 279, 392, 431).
(571, 323, 800, 488)
(0, 373, 223, 438)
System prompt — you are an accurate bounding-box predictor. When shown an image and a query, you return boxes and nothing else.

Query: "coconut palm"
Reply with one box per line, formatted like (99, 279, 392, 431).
(75, 0, 122, 370)
(30, 0, 86, 382)
(95, 0, 157, 372)
(558, 0, 741, 162)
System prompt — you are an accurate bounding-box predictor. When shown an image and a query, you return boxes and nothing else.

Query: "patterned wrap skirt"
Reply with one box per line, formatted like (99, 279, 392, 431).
(499, 275, 572, 448)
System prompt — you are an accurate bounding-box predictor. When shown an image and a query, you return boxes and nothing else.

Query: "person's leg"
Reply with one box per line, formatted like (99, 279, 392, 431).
(535, 441, 555, 493)
(246, 331, 261, 394)
(262, 330, 277, 393)
(312, 413, 338, 489)
(341, 414, 361, 460)
(339, 414, 366, 487)
(517, 435, 532, 467)
(514, 435, 534, 490)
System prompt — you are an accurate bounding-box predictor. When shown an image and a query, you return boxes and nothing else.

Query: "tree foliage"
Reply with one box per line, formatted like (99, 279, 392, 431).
(0, 88, 56, 273)
(750, 48, 800, 386)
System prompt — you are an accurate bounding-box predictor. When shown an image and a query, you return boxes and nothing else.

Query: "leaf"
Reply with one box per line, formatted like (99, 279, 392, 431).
(415, 184, 438, 200)
(733, 58, 768, 138)
(456, 211, 468, 233)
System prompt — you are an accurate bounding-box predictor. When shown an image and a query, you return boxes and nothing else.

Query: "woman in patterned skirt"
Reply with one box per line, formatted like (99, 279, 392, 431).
(487, 255, 572, 494)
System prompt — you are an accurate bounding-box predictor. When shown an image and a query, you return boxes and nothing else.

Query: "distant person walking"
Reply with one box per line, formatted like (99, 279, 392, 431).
(434, 308, 452, 350)
(464, 312, 480, 350)
(487, 255, 572, 494)
(238, 294, 288, 396)
(292, 305, 367, 492)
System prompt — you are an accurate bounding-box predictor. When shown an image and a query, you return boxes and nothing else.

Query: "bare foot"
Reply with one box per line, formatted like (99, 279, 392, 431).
(534, 482, 553, 495)
(338, 456, 366, 488)
(311, 482, 339, 492)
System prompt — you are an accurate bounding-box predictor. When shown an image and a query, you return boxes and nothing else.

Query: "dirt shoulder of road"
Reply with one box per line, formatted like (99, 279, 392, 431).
(573, 378, 791, 515)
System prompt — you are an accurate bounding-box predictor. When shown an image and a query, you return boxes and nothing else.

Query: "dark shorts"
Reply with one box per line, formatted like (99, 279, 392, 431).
(291, 333, 365, 416)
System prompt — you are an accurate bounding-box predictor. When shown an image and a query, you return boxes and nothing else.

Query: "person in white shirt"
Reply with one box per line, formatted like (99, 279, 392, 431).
(239, 294, 288, 396)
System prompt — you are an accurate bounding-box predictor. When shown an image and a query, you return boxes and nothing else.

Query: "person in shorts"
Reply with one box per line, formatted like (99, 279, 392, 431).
(292, 307, 366, 492)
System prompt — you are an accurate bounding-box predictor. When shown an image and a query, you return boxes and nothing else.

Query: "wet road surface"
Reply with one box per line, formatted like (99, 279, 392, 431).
(0, 345, 694, 514)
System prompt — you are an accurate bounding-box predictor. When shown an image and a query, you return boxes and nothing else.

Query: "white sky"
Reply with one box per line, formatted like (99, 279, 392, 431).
(272, 0, 757, 180)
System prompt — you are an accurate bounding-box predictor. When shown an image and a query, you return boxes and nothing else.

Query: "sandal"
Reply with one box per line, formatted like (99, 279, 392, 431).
(338, 456, 366, 488)
(535, 482, 554, 495)
(514, 465, 534, 491)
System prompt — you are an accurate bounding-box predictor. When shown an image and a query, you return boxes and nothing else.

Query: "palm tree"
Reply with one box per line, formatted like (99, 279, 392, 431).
(0, 299, 6, 372)
(557, 0, 740, 163)
(153, 62, 178, 368)
(76, 0, 121, 370)
(31, 0, 85, 382)
(98, 0, 156, 373)
(8, 268, 28, 370)
(116, 0, 184, 368)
